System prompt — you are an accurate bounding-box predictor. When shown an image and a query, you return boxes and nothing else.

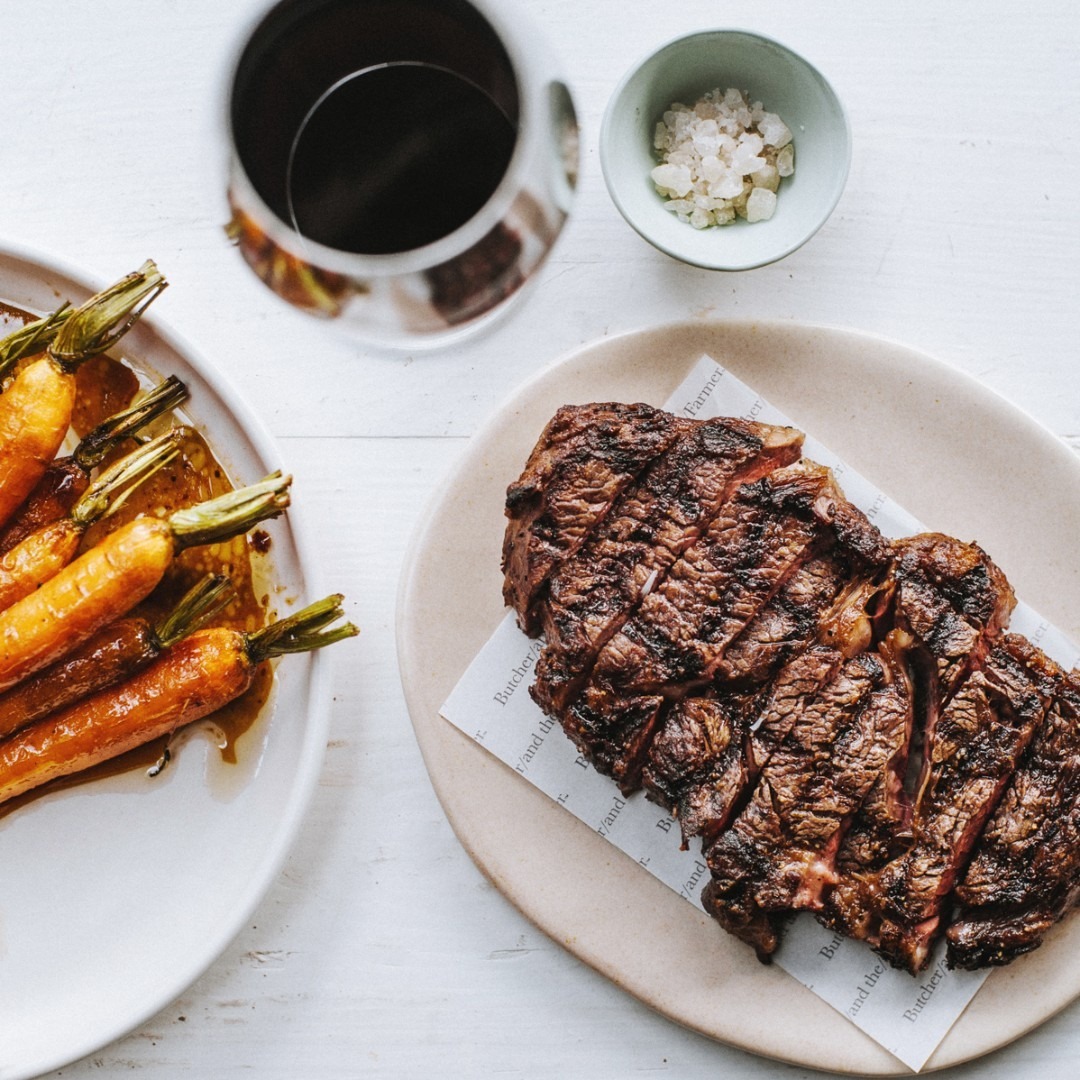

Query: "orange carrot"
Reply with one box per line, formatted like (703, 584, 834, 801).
(0, 595, 356, 806)
(0, 261, 166, 527)
(0, 429, 180, 612)
(0, 374, 187, 554)
(0, 472, 290, 694)
(0, 573, 232, 740)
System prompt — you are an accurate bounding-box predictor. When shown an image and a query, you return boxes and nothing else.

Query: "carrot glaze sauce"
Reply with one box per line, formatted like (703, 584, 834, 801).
(0, 304, 278, 813)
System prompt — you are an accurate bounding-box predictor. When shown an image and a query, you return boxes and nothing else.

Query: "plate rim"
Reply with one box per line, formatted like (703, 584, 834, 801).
(396, 317, 1080, 1075)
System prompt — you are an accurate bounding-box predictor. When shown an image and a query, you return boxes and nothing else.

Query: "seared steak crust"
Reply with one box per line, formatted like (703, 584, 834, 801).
(585, 462, 888, 700)
(532, 417, 802, 714)
(874, 635, 1057, 973)
(501, 402, 683, 633)
(642, 695, 749, 848)
(704, 650, 909, 959)
(562, 463, 888, 793)
(892, 533, 1016, 703)
(500, 403, 1076, 974)
(821, 537, 1015, 944)
(819, 634, 916, 939)
(947, 662, 1080, 969)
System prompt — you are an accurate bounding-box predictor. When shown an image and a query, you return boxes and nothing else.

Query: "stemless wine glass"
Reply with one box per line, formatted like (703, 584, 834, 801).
(224, 0, 579, 348)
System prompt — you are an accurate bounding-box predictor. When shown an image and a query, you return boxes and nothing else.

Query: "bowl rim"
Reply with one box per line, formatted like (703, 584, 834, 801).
(599, 26, 852, 271)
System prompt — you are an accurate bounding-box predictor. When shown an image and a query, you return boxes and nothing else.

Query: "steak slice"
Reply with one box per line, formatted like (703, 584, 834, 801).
(818, 632, 916, 940)
(711, 547, 855, 688)
(947, 661, 1080, 969)
(532, 416, 802, 714)
(501, 402, 684, 634)
(873, 635, 1057, 973)
(821, 534, 1015, 942)
(642, 694, 750, 848)
(892, 533, 1016, 706)
(702, 649, 907, 960)
(643, 542, 890, 848)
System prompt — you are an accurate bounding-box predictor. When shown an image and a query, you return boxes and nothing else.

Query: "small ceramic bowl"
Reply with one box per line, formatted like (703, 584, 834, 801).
(600, 29, 850, 271)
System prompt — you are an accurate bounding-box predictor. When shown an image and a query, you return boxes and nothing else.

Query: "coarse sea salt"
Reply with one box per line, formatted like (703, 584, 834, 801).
(651, 88, 794, 228)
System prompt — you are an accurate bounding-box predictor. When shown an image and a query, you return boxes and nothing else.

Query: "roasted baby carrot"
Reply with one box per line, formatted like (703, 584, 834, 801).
(0, 374, 187, 554)
(0, 573, 232, 740)
(0, 261, 166, 527)
(0, 472, 290, 693)
(0, 594, 356, 806)
(0, 429, 181, 612)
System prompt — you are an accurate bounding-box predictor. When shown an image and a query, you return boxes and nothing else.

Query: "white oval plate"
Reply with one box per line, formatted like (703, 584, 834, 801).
(397, 320, 1080, 1075)
(0, 244, 328, 1080)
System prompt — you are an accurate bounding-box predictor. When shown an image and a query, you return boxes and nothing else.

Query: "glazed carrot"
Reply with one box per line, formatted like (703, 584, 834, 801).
(0, 374, 187, 554)
(0, 595, 356, 806)
(0, 471, 290, 694)
(0, 261, 166, 527)
(0, 573, 232, 740)
(0, 429, 181, 612)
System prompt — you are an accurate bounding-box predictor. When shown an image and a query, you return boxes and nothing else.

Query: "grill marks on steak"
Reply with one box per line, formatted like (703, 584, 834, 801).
(947, 662, 1080, 969)
(892, 534, 1016, 707)
(500, 403, 1072, 974)
(702, 648, 911, 960)
(587, 461, 887, 699)
(532, 417, 802, 714)
(563, 461, 887, 792)
(501, 403, 684, 634)
(645, 561, 887, 850)
(821, 537, 1015, 944)
(873, 635, 1057, 973)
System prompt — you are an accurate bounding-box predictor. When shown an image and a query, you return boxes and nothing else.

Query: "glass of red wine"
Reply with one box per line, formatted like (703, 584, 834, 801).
(225, 0, 578, 348)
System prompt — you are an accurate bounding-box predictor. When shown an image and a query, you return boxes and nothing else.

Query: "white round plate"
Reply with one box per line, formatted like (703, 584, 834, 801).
(397, 320, 1080, 1075)
(0, 244, 327, 1080)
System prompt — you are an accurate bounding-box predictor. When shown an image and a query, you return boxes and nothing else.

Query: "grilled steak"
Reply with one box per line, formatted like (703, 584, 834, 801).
(703, 649, 909, 960)
(947, 661, 1080, 969)
(873, 635, 1057, 973)
(499, 403, 1077, 974)
(642, 694, 749, 849)
(581, 462, 888, 699)
(501, 402, 683, 633)
(891, 533, 1016, 706)
(532, 416, 802, 715)
(563, 461, 888, 794)
(644, 541, 888, 847)
(821, 536, 1015, 942)
(648, 644, 846, 848)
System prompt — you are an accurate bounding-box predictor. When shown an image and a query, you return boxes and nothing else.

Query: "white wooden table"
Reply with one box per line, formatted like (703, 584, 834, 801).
(3, 1, 1080, 1076)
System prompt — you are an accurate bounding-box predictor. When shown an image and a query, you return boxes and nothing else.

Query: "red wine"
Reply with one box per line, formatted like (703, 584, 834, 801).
(286, 62, 516, 256)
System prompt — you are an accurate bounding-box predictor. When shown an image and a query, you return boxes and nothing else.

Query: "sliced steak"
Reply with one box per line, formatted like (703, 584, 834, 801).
(644, 641, 850, 848)
(703, 650, 907, 960)
(532, 417, 802, 714)
(822, 535, 1015, 943)
(712, 547, 855, 688)
(947, 661, 1080, 969)
(892, 533, 1015, 706)
(632, 481, 889, 826)
(641, 694, 750, 849)
(583, 461, 889, 700)
(501, 402, 684, 634)
(873, 634, 1057, 974)
(561, 462, 883, 793)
